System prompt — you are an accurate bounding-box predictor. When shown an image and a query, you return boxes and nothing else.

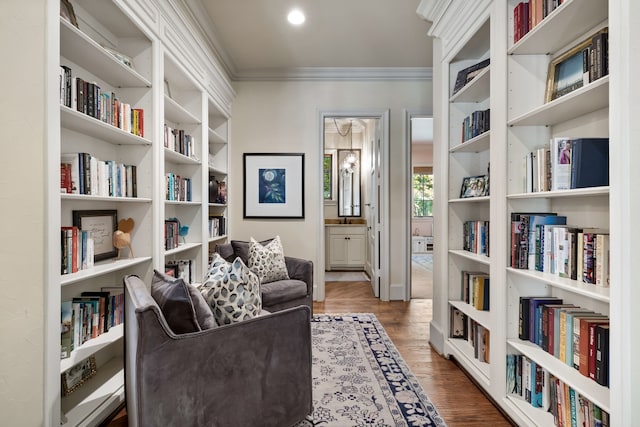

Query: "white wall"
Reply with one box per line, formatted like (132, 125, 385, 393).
(230, 80, 433, 297)
(0, 0, 49, 423)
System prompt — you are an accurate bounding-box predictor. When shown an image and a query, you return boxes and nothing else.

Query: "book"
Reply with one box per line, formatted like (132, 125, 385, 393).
(550, 137, 572, 191)
(60, 301, 74, 359)
(570, 138, 609, 189)
(595, 233, 610, 287)
(578, 318, 609, 377)
(595, 324, 610, 387)
(450, 307, 467, 339)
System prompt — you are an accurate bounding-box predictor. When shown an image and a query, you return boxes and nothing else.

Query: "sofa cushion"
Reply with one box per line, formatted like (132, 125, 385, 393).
(248, 236, 290, 284)
(230, 238, 273, 264)
(260, 279, 308, 307)
(151, 270, 216, 334)
(201, 253, 262, 325)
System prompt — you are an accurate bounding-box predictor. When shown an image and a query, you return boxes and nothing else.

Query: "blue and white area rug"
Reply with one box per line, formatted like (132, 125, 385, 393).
(295, 313, 446, 427)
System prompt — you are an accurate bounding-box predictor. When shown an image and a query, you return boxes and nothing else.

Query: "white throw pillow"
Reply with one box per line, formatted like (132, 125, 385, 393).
(200, 253, 262, 325)
(248, 235, 289, 284)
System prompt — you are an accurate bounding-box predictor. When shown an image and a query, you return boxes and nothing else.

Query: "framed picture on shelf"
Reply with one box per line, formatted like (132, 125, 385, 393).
(460, 175, 489, 198)
(452, 58, 490, 95)
(60, 0, 79, 28)
(72, 210, 118, 261)
(61, 356, 97, 396)
(102, 46, 135, 70)
(545, 36, 594, 102)
(243, 153, 305, 219)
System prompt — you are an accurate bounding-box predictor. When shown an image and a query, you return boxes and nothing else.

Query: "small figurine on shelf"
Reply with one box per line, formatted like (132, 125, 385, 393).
(179, 224, 189, 245)
(113, 218, 135, 259)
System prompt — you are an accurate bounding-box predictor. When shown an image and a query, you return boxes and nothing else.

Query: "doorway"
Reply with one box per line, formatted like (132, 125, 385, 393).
(407, 115, 434, 300)
(317, 110, 389, 301)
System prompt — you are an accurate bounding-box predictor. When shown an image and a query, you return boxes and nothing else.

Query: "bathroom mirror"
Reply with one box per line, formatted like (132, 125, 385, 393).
(338, 149, 361, 216)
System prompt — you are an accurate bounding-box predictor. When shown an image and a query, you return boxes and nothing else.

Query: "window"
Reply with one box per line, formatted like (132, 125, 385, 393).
(413, 168, 433, 217)
(323, 153, 333, 200)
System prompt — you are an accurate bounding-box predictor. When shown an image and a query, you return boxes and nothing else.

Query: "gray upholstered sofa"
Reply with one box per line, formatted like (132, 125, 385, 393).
(123, 274, 312, 427)
(215, 239, 313, 314)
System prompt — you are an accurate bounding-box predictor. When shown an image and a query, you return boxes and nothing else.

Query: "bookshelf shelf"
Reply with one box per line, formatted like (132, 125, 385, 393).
(165, 200, 201, 206)
(60, 325, 124, 373)
(446, 338, 491, 386)
(507, 268, 610, 303)
(61, 194, 152, 203)
(164, 147, 201, 165)
(165, 242, 202, 256)
(507, 0, 608, 55)
(450, 131, 491, 153)
(164, 95, 201, 125)
(60, 20, 151, 89)
(503, 396, 555, 427)
(450, 66, 490, 103)
(208, 202, 227, 208)
(208, 127, 227, 145)
(61, 356, 125, 427)
(449, 249, 491, 266)
(60, 257, 152, 287)
(507, 339, 610, 412)
(507, 186, 609, 199)
(449, 300, 491, 329)
(61, 106, 152, 146)
(208, 166, 227, 175)
(507, 77, 609, 127)
(448, 196, 490, 203)
(208, 234, 228, 244)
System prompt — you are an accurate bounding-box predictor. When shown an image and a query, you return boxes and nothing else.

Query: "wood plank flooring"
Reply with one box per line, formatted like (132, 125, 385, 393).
(106, 280, 513, 426)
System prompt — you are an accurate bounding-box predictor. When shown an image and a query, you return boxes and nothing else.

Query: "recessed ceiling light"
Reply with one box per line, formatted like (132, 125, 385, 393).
(287, 9, 305, 25)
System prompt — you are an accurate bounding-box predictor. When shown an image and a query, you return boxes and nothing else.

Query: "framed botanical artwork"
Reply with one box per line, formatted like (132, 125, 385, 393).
(460, 175, 489, 198)
(243, 153, 305, 219)
(61, 356, 97, 396)
(72, 210, 118, 261)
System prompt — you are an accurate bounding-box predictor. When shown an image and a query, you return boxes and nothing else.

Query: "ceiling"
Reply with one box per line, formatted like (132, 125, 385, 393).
(198, 0, 434, 80)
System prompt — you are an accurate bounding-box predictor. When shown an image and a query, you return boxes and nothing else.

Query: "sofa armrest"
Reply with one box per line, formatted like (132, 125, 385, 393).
(130, 306, 312, 427)
(285, 256, 313, 296)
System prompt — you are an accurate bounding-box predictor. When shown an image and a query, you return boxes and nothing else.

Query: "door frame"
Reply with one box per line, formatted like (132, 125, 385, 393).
(317, 109, 390, 301)
(404, 110, 433, 301)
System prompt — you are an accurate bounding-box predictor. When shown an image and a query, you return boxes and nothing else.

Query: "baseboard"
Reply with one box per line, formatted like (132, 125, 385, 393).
(389, 282, 406, 300)
(429, 320, 445, 354)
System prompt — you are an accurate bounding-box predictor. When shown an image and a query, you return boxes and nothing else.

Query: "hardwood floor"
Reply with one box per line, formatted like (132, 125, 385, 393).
(107, 280, 513, 426)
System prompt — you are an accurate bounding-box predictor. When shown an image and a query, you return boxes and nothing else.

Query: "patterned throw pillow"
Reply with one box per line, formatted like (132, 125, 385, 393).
(248, 235, 290, 284)
(201, 253, 262, 325)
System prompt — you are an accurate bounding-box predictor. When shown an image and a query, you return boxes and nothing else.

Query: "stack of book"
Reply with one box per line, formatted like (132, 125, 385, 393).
(60, 226, 94, 275)
(450, 307, 490, 363)
(461, 271, 490, 311)
(463, 220, 490, 256)
(60, 152, 137, 197)
(461, 109, 490, 142)
(164, 124, 197, 158)
(165, 173, 192, 201)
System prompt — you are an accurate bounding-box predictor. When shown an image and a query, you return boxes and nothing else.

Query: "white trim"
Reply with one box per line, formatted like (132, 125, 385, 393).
(234, 67, 432, 82)
(317, 110, 390, 301)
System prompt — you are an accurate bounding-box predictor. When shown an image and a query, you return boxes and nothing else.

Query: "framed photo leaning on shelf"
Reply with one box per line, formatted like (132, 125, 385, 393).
(60, 0, 79, 28)
(72, 210, 118, 261)
(460, 175, 488, 198)
(243, 153, 305, 219)
(61, 356, 97, 396)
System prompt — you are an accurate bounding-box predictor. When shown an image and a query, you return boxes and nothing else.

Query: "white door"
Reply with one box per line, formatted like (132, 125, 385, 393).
(368, 119, 382, 297)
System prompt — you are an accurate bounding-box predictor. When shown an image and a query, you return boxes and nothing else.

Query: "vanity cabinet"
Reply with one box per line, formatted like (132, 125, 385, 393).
(412, 236, 433, 253)
(325, 225, 366, 270)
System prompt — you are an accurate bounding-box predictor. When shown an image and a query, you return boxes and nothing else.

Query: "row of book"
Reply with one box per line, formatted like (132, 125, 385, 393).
(506, 354, 609, 427)
(510, 212, 610, 286)
(165, 173, 193, 202)
(461, 109, 490, 143)
(519, 296, 609, 387)
(164, 219, 182, 250)
(165, 259, 196, 284)
(461, 271, 490, 311)
(61, 226, 94, 275)
(513, 0, 565, 43)
(59, 65, 144, 137)
(449, 307, 490, 363)
(60, 290, 124, 359)
(463, 220, 490, 257)
(522, 137, 609, 193)
(164, 124, 197, 159)
(208, 215, 226, 238)
(60, 152, 137, 198)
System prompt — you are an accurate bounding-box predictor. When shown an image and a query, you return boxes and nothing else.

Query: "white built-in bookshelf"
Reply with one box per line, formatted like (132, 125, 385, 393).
(52, 0, 233, 424)
(420, 0, 614, 425)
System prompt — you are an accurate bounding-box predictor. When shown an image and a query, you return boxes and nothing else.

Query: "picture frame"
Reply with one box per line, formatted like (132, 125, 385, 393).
(61, 356, 97, 396)
(460, 175, 489, 198)
(72, 210, 118, 261)
(102, 46, 135, 70)
(452, 58, 490, 96)
(60, 0, 79, 28)
(243, 153, 305, 219)
(545, 36, 593, 102)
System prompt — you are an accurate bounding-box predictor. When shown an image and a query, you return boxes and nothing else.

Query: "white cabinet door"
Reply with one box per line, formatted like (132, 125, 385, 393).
(329, 235, 349, 265)
(347, 234, 366, 265)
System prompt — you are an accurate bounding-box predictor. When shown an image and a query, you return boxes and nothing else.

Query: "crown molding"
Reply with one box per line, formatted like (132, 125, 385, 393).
(233, 67, 433, 82)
